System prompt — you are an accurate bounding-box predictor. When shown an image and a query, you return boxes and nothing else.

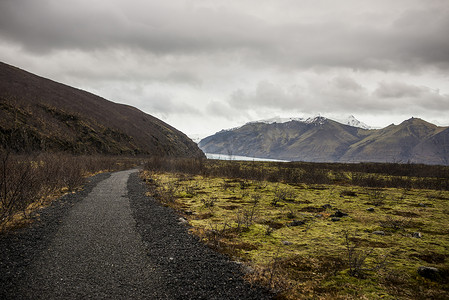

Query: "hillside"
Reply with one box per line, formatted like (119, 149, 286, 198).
(199, 117, 449, 165)
(0, 62, 204, 158)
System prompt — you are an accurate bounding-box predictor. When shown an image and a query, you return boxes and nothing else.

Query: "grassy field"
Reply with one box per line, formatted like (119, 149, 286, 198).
(142, 158, 449, 299)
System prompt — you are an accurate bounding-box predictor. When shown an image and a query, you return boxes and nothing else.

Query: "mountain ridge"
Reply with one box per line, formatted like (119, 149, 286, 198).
(199, 116, 449, 165)
(239, 114, 371, 130)
(0, 61, 204, 158)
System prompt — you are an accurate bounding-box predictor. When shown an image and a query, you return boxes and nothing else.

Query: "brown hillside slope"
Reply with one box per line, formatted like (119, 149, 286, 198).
(0, 62, 204, 158)
(342, 118, 446, 163)
(199, 117, 449, 165)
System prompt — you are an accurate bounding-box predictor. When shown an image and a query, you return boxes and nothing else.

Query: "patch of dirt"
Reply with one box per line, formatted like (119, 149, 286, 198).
(410, 252, 447, 264)
(309, 186, 328, 190)
(225, 196, 241, 200)
(349, 237, 391, 248)
(259, 220, 284, 229)
(220, 205, 239, 210)
(297, 200, 312, 204)
(196, 212, 214, 220)
(411, 203, 433, 207)
(340, 190, 357, 197)
(420, 228, 449, 236)
(392, 211, 420, 218)
(278, 255, 346, 280)
(232, 241, 260, 251)
(379, 207, 392, 211)
(299, 206, 325, 213)
(283, 199, 297, 203)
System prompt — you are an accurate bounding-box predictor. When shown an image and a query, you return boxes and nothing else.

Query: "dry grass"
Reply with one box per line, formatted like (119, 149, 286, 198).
(0, 151, 141, 231)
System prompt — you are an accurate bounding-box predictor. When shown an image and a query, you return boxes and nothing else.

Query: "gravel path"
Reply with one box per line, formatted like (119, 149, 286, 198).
(0, 169, 273, 299)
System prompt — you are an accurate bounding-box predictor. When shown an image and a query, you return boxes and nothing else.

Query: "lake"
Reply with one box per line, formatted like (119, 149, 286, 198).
(205, 153, 288, 162)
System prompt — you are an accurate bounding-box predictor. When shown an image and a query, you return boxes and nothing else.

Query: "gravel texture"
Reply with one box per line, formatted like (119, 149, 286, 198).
(0, 172, 111, 299)
(0, 170, 273, 299)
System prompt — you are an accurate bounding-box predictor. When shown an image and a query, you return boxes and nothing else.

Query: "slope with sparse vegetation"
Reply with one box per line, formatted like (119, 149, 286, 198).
(0, 61, 204, 158)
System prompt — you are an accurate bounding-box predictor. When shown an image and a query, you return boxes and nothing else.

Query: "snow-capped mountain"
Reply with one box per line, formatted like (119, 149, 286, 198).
(334, 115, 371, 130)
(251, 114, 371, 129)
(249, 116, 307, 124)
(199, 116, 449, 165)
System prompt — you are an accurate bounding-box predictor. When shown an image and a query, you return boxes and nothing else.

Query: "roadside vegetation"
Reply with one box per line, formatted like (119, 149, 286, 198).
(0, 150, 141, 231)
(142, 157, 449, 299)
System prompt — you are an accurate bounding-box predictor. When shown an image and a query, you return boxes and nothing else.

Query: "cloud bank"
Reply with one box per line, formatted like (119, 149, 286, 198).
(1, 0, 448, 136)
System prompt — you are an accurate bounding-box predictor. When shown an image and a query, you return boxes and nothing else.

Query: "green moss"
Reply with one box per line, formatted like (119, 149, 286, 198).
(144, 169, 449, 299)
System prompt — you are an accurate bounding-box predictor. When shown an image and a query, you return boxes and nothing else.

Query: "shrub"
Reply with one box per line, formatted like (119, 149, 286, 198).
(272, 185, 296, 206)
(0, 150, 140, 230)
(368, 189, 387, 206)
(342, 231, 388, 278)
(379, 216, 411, 231)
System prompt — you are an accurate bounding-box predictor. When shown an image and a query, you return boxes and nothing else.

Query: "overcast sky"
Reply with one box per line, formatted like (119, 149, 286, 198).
(1, 0, 448, 137)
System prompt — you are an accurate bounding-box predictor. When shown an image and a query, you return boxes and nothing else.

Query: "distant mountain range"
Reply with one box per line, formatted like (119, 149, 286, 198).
(0, 61, 204, 158)
(199, 116, 449, 165)
(250, 115, 372, 130)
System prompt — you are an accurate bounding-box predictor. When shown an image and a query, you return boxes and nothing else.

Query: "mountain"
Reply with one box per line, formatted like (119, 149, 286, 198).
(0, 61, 204, 158)
(251, 114, 371, 129)
(199, 116, 449, 165)
(334, 115, 372, 130)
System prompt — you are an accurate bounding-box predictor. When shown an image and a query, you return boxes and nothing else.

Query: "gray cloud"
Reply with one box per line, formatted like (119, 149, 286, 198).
(205, 100, 239, 120)
(373, 82, 449, 112)
(375, 82, 427, 98)
(226, 77, 449, 120)
(1, 0, 449, 72)
(1, 0, 448, 136)
(229, 81, 300, 110)
(165, 71, 202, 87)
(141, 94, 201, 118)
(332, 76, 364, 92)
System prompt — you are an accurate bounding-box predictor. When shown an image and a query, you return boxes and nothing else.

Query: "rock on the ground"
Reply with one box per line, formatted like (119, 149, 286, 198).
(332, 210, 348, 218)
(418, 266, 440, 281)
(289, 220, 305, 227)
(411, 232, 422, 238)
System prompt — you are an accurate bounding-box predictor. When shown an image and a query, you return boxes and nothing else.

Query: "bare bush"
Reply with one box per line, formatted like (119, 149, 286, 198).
(183, 184, 197, 197)
(368, 189, 387, 206)
(379, 216, 411, 231)
(235, 200, 259, 231)
(343, 231, 388, 278)
(271, 185, 296, 206)
(158, 182, 177, 203)
(203, 220, 234, 250)
(201, 197, 217, 208)
(220, 180, 234, 192)
(1, 151, 140, 229)
(0, 152, 40, 225)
